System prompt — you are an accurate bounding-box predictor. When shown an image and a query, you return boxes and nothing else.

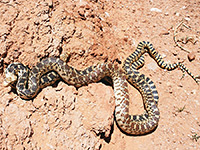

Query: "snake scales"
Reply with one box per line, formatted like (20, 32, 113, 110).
(4, 41, 198, 135)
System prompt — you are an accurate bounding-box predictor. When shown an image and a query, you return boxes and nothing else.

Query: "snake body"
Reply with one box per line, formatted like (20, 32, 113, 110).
(4, 41, 198, 135)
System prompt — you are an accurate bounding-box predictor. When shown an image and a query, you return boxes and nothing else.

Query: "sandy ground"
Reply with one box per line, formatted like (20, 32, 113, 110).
(0, 0, 200, 149)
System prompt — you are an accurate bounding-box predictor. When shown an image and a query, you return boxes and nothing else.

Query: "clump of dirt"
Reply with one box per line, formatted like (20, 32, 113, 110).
(0, 0, 199, 149)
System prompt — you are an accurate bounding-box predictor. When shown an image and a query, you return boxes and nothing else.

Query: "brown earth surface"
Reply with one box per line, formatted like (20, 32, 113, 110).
(0, 0, 200, 149)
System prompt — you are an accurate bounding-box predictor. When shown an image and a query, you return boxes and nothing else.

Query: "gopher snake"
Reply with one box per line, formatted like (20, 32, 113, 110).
(4, 41, 198, 135)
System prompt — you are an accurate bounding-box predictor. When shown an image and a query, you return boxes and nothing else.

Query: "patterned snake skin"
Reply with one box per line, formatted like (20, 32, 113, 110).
(4, 41, 198, 135)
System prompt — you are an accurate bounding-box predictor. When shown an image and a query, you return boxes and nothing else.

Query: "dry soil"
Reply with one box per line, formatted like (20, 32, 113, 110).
(0, 0, 200, 149)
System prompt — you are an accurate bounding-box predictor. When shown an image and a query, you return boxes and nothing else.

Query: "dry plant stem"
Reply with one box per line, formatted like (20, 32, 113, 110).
(173, 21, 193, 53)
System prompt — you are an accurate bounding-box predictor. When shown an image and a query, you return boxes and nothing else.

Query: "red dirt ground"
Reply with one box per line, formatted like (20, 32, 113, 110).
(0, 0, 199, 149)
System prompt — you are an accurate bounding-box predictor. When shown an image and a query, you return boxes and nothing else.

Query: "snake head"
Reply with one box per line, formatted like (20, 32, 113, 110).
(4, 62, 27, 88)
(3, 71, 17, 88)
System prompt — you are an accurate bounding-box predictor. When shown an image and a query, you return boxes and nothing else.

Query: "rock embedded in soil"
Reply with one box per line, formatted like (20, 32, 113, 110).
(187, 51, 196, 61)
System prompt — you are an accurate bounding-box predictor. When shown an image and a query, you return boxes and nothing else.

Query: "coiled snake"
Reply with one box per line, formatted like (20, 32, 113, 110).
(4, 41, 198, 135)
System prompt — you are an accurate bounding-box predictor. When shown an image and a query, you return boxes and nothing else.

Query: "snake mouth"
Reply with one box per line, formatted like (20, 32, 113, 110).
(3, 72, 17, 87)
(3, 80, 10, 87)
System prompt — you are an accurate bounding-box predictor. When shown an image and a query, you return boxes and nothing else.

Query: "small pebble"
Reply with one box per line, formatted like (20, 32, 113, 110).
(105, 12, 110, 17)
(188, 52, 196, 61)
(184, 17, 190, 21)
(123, 36, 128, 42)
(150, 8, 162, 12)
(175, 12, 180, 16)
(159, 30, 169, 35)
(181, 6, 187, 10)
(164, 12, 169, 16)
